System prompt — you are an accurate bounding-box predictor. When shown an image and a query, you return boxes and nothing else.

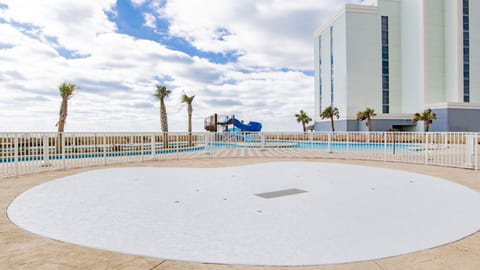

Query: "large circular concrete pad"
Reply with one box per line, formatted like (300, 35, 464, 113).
(7, 162, 480, 266)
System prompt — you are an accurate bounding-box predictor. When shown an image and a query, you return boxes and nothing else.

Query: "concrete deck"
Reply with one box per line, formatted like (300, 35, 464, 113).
(1, 158, 480, 270)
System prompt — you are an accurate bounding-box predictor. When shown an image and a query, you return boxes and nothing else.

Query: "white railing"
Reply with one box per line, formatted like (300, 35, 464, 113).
(1, 132, 478, 179)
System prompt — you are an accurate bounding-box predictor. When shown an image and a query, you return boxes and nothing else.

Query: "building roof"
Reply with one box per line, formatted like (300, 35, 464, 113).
(313, 4, 379, 36)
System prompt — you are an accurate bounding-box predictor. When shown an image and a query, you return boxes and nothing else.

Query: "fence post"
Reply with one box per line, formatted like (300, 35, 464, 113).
(204, 133, 209, 153)
(242, 132, 246, 158)
(103, 134, 107, 166)
(465, 134, 474, 169)
(140, 135, 144, 162)
(62, 133, 66, 170)
(277, 133, 280, 153)
(383, 132, 387, 162)
(327, 133, 332, 153)
(424, 133, 429, 165)
(42, 135, 50, 167)
(475, 133, 478, 171)
(346, 132, 350, 159)
(309, 132, 313, 150)
(14, 134, 19, 177)
(211, 133, 215, 159)
(150, 134, 155, 160)
(129, 135, 133, 160)
(261, 133, 265, 149)
(176, 135, 179, 160)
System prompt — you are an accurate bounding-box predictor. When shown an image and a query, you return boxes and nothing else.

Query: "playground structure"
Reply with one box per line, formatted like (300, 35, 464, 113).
(204, 114, 262, 132)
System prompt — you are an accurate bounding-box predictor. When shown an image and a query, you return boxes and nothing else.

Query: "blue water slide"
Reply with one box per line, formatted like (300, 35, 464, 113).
(228, 118, 262, 132)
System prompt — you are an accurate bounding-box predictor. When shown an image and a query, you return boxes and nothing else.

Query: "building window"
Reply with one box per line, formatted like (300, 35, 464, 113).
(381, 16, 389, 113)
(318, 36, 322, 115)
(463, 0, 470, 103)
(330, 26, 334, 106)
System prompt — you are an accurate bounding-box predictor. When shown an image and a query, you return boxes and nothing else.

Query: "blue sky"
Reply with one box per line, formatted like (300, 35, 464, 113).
(110, 0, 240, 64)
(0, 0, 362, 132)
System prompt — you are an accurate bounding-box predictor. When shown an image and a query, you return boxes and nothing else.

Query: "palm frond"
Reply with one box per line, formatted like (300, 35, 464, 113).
(320, 106, 340, 120)
(181, 92, 195, 104)
(154, 85, 171, 101)
(59, 82, 76, 99)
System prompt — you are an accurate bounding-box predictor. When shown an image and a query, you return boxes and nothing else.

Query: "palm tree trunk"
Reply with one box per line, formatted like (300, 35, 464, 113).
(425, 122, 429, 132)
(56, 133, 63, 155)
(302, 122, 306, 132)
(366, 118, 372, 143)
(187, 104, 192, 147)
(56, 99, 67, 153)
(57, 99, 67, 133)
(330, 117, 335, 132)
(162, 133, 169, 149)
(160, 101, 169, 149)
(160, 102, 168, 132)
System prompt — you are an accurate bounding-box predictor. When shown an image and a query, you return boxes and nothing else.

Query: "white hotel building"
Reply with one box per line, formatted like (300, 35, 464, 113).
(313, 0, 480, 132)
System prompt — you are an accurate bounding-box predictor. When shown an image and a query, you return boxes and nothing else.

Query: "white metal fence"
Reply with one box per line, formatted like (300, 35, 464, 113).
(1, 132, 478, 179)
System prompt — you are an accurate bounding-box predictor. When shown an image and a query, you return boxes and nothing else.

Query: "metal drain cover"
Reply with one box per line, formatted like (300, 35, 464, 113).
(255, 188, 307, 199)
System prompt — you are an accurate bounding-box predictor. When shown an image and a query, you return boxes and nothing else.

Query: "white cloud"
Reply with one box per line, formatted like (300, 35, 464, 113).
(0, 0, 353, 132)
(131, 0, 147, 6)
(157, 0, 348, 70)
(143, 13, 156, 28)
(0, 0, 116, 55)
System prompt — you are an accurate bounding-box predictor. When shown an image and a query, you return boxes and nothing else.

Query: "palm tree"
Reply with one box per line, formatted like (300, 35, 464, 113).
(412, 108, 437, 132)
(320, 106, 340, 132)
(181, 92, 195, 147)
(295, 110, 312, 132)
(56, 82, 76, 153)
(153, 85, 171, 148)
(356, 107, 377, 132)
(56, 82, 76, 132)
